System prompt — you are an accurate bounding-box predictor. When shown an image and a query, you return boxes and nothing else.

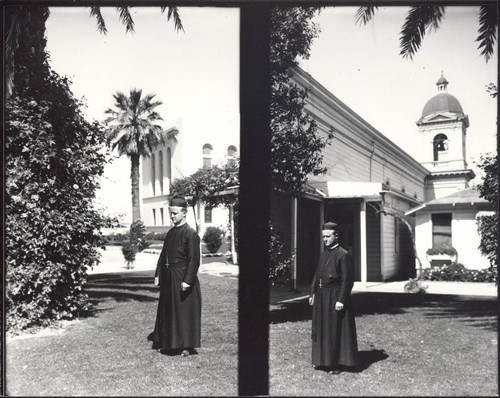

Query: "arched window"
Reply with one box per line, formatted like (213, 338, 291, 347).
(203, 144, 213, 169)
(159, 151, 164, 195)
(151, 154, 156, 196)
(433, 134, 449, 161)
(227, 145, 237, 167)
(167, 148, 172, 180)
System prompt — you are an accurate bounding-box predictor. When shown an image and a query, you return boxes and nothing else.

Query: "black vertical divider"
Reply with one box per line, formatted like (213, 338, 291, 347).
(238, 6, 271, 396)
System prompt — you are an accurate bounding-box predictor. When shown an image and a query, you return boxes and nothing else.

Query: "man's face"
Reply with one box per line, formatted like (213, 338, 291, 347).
(169, 206, 186, 226)
(322, 229, 339, 248)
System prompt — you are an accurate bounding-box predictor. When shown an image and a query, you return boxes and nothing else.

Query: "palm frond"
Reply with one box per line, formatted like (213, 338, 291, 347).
(355, 6, 378, 26)
(161, 6, 184, 32)
(399, 5, 446, 60)
(116, 6, 135, 33)
(89, 7, 107, 34)
(5, 8, 21, 97)
(476, 5, 497, 63)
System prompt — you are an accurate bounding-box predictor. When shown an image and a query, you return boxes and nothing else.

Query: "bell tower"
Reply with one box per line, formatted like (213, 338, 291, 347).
(416, 73, 475, 200)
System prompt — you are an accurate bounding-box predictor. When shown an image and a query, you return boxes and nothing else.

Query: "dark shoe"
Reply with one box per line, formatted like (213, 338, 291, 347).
(328, 369, 341, 374)
(181, 349, 190, 357)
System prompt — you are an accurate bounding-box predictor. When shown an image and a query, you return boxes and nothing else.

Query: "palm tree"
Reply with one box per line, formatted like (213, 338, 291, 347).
(355, 5, 497, 62)
(104, 89, 168, 222)
(5, 6, 183, 97)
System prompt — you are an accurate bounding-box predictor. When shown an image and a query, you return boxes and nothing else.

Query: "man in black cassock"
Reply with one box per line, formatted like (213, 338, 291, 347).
(148, 196, 201, 356)
(309, 221, 358, 373)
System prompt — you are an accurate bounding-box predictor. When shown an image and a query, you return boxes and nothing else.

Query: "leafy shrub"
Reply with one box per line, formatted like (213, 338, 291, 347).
(104, 232, 129, 245)
(203, 227, 225, 254)
(130, 220, 149, 251)
(269, 222, 294, 286)
(145, 231, 167, 242)
(121, 242, 137, 269)
(421, 263, 497, 283)
(5, 71, 110, 331)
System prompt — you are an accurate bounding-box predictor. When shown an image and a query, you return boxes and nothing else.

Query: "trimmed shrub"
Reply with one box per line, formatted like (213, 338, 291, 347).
(203, 227, 225, 254)
(130, 220, 149, 251)
(122, 242, 137, 269)
(426, 246, 458, 256)
(421, 263, 497, 283)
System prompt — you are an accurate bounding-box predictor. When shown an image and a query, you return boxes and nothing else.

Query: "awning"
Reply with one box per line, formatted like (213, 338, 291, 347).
(307, 180, 383, 200)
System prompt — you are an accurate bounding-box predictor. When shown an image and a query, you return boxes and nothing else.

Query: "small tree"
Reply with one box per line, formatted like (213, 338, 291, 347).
(129, 219, 149, 252)
(203, 227, 225, 254)
(121, 241, 138, 269)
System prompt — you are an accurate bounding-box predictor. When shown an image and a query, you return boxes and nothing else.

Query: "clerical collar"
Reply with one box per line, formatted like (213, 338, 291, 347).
(328, 243, 339, 251)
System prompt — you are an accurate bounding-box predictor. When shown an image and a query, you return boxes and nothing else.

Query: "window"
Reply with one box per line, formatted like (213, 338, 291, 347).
(160, 208, 164, 226)
(433, 134, 449, 162)
(204, 207, 213, 224)
(394, 217, 399, 254)
(227, 145, 237, 167)
(152, 209, 157, 226)
(432, 213, 452, 248)
(151, 154, 156, 196)
(159, 151, 164, 195)
(203, 144, 213, 169)
(167, 148, 172, 181)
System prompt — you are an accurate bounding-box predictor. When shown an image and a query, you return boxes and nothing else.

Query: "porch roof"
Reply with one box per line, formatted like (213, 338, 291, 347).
(307, 179, 383, 200)
(405, 187, 492, 216)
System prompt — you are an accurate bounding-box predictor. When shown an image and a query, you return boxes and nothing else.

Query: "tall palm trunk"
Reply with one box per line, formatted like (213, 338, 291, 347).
(8, 6, 50, 96)
(130, 154, 141, 222)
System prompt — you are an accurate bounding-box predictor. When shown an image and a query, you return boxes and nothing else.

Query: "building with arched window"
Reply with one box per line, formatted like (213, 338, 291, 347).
(271, 68, 493, 290)
(141, 112, 239, 235)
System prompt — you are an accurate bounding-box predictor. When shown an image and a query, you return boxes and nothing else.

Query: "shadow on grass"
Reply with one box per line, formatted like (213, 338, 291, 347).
(270, 292, 497, 331)
(84, 271, 159, 310)
(315, 349, 389, 374)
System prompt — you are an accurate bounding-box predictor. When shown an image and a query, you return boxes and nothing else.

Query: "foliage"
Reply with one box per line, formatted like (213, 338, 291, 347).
(202, 227, 225, 254)
(170, 162, 239, 232)
(426, 246, 458, 256)
(121, 242, 138, 269)
(356, 5, 497, 62)
(270, 7, 333, 196)
(420, 263, 497, 283)
(269, 222, 294, 286)
(404, 278, 428, 294)
(104, 89, 168, 221)
(129, 219, 149, 251)
(476, 153, 498, 277)
(5, 70, 110, 331)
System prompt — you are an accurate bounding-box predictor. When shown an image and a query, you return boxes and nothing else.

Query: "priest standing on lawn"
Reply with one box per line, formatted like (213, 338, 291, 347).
(309, 222, 358, 373)
(148, 196, 202, 357)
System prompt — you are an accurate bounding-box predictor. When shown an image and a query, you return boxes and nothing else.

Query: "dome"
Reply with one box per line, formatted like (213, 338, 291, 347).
(421, 92, 464, 118)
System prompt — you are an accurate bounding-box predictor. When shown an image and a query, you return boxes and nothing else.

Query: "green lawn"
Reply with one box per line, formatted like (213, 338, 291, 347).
(6, 271, 237, 396)
(270, 292, 498, 396)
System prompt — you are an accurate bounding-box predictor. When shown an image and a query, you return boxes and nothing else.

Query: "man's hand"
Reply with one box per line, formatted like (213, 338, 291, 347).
(309, 295, 314, 306)
(335, 301, 344, 311)
(181, 282, 191, 292)
(154, 276, 159, 286)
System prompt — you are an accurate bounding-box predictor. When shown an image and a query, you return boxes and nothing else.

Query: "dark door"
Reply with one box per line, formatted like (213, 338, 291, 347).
(324, 199, 361, 281)
(296, 197, 321, 288)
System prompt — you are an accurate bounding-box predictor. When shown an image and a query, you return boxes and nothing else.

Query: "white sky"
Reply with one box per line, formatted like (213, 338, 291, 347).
(300, 6, 497, 178)
(45, 7, 240, 222)
(45, 6, 497, 222)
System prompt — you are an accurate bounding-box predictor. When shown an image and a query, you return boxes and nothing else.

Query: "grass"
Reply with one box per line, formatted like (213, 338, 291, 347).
(6, 271, 237, 396)
(270, 291, 498, 396)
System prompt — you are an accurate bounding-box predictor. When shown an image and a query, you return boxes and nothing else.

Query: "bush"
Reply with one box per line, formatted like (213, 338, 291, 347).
(203, 226, 225, 254)
(121, 242, 137, 269)
(421, 262, 497, 283)
(5, 71, 110, 331)
(145, 231, 167, 242)
(269, 222, 294, 286)
(130, 220, 149, 251)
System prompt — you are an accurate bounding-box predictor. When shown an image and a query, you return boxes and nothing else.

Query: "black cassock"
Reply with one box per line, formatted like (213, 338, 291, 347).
(310, 245, 358, 367)
(148, 223, 202, 350)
